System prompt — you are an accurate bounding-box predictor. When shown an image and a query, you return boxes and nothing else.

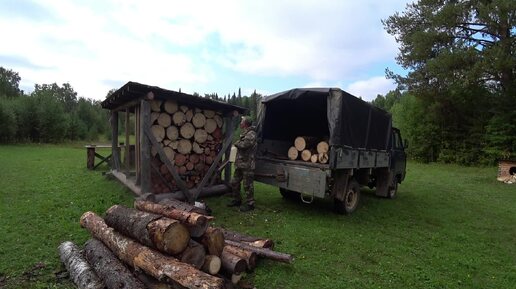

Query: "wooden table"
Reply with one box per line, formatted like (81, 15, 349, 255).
(85, 145, 113, 170)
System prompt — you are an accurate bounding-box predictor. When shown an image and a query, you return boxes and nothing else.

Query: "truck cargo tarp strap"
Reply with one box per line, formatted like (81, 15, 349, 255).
(257, 88, 392, 151)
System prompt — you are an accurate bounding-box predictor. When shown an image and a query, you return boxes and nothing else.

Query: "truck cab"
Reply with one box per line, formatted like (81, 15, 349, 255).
(254, 88, 407, 214)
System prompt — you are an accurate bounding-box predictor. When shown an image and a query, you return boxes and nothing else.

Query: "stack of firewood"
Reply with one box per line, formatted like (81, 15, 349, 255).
(58, 199, 293, 289)
(287, 136, 329, 164)
(149, 100, 225, 194)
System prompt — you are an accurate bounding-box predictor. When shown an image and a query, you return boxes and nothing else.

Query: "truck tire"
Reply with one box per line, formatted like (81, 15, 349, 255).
(280, 188, 300, 200)
(334, 180, 360, 214)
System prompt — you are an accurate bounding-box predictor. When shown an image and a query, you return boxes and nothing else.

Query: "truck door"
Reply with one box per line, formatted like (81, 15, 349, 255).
(391, 128, 406, 181)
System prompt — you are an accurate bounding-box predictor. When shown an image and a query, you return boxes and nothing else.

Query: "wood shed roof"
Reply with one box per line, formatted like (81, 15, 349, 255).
(101, 81, 247, 114)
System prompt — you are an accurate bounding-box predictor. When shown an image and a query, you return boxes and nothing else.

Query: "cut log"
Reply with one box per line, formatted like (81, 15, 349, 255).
(192, 113, 206, 128)
(223, 245, 257, 271)
(204, 119, 217, 134)
(134, 200, 212, 237)
(163, 139, 172, 147)
(294, 136, 318, 151)
(186, 162, 194, 171)
(316, 141, 329, 154)
(104, 205, 190, 255)
(310, 154, 318, 163)
(224, 239, 293, 264)
(58, 241, 104, 289)
(151, 100, 162, 112)
(196, 227, 224, 256)
(204, 110, 216, 118)
(185, 109, 194, 122)
(179, 105, 189, 113)
(164, 100, 178, 114)
(194, 129, 208, 144)
(213, 115, 223, 128)
(212, 128, 223, 140)
(180, 123, 195, 139)
(172, 111, 186, 126)
(318, 152, 329, 164)
(176, 240, 206, 269)
(159, 199, 210, 215)
(157, 113, 172, 127)
(192, 142, 204, 154)
(178, 166, 187, 175)
(189, 154, 200, 164)
(84, 238, 145, 289)
(152, 125, 166, 142)
(287, 146, 298, 160)
(177, 139, 192, 155)
(221, 229, 274, 249)
(202, 255, 221, 275)
(301, 149, 312, 162)
(164, 147, 175, 161)
(220, 250, 246, 275)
(80, 212, 224, 289)
(174, 154, 187, 166)
(134, 272, 176, 289)
(166, 126, 179, 141)
(231, 274, 241, 285)
(170, 141, 179, 150)
(151, 112, 160, 124)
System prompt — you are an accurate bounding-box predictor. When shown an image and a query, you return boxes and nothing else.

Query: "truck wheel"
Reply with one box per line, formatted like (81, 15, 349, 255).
(334, 180, 360, 214)
(387, 179, 398, 199)
(280, 188, 300, 200)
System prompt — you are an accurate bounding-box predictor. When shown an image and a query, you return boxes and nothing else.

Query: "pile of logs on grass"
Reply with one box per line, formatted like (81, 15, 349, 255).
(287, 136, 329, 164)
(149, 100, 225, 194)
(58, 200, 293, 289)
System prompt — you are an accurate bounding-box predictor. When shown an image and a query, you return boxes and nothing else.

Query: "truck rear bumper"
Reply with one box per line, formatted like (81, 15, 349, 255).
(254, 157, 329, 198)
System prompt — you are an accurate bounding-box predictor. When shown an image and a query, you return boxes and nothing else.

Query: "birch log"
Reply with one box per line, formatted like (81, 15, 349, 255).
(57, 241, 104, 289)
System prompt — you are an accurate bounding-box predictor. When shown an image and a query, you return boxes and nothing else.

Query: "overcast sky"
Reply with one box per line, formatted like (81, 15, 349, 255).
(0, 0, 410, 101)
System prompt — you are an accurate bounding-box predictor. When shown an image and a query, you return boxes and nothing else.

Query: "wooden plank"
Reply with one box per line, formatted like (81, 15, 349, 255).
(144, 126, 192, 203)
(87, 147, 95, 169)
(111, 169, 143, 196)
(140, 100, 151, 194)
(223, 117, 232, 183)
(111, 111, 121, 170)
(193, 116, 237, 202)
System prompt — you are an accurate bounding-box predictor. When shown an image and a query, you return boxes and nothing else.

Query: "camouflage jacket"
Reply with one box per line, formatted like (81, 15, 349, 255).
(234, 126, 257, 170)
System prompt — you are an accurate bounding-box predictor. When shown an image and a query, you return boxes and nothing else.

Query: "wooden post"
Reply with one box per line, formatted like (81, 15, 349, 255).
(223, 116, 232, 183)
(86, 146, 95, 170)
(111, 111, 121, 170)
(125, 108, 131, 174)
(140, 100, 151, 194)
(135, 105, 141, 185)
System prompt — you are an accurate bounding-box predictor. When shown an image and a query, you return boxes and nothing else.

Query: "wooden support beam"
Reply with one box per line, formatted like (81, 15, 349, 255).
(135, 105, 141, 185)
(125, 108, 131, 174)
(111, 111, 121, 170)
(223, 116, 233, 183)
(140, 100, 151, 194)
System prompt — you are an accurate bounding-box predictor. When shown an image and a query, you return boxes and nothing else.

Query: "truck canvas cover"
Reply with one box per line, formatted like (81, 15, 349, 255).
(256, 88, 392, 150)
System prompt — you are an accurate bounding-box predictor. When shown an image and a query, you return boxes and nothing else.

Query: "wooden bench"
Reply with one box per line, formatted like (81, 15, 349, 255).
(85, 145, 113, 170)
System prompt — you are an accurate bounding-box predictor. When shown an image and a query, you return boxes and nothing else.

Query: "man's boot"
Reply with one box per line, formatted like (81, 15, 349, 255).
(239, 203, 254, 212)
(227, 199, 241, 207)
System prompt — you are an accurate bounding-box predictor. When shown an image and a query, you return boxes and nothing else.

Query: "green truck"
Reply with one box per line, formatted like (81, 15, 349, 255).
(254, 88, 407, 214)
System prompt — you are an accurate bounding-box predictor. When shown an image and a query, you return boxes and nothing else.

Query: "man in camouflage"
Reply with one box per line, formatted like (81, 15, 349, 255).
(228, 117, 257, 212)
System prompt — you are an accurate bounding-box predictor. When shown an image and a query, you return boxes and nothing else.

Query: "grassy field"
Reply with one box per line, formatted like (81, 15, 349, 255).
(0, 145, 515, 289)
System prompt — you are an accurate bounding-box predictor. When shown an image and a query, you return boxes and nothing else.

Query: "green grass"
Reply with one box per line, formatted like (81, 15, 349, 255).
(1, 145, 515, 288)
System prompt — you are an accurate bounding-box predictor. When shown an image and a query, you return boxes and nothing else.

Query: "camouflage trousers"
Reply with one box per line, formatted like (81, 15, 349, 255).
(230, 168, 254, 206)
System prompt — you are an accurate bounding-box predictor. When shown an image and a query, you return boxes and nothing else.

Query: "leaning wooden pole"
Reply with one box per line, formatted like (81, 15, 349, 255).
(57, 241, 104, 289)
(134, 200, 211, 237)
(80, 211, 225, 289)
(104, 205, 190, 255)
(84, 238, 145, 289)
(224, 239, 293, 264)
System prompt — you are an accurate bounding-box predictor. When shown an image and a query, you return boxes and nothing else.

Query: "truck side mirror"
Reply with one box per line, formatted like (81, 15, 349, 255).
(404, 139, 409, 149)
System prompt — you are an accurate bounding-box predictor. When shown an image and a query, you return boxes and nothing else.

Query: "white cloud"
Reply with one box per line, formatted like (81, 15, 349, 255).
(345, 76, 396, 101)
(0, 0, 409, 99)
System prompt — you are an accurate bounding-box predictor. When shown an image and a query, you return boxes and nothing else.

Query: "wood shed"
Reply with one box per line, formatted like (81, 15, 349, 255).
(101, 81, 247, 203)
